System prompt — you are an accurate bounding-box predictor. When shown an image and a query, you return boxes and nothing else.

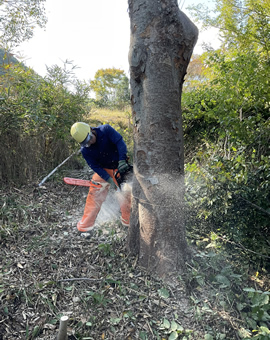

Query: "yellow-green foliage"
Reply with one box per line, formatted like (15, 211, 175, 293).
(90, 68, 130, 110)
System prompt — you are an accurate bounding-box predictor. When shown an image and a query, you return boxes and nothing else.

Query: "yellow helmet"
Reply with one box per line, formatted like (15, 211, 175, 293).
(70, 122, 91, 143)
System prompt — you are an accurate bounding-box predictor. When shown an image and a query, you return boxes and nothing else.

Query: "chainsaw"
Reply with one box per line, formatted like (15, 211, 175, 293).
(64, 163, 133, 189)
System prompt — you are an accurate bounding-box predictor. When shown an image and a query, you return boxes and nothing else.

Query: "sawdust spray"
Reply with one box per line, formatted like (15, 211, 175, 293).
(95, 181, 133, 225)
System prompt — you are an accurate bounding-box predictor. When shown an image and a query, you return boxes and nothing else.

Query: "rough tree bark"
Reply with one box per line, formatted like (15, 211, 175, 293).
(128, 0, 198, 277)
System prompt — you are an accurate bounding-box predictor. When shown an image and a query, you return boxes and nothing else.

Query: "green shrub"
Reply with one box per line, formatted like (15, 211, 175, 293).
(0, 62, 91, 186)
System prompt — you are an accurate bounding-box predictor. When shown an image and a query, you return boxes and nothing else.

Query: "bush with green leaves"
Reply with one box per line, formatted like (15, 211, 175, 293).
(183, 75, 270, 262)
(182, 0, 270, 268)
(185, 144, 270, 266)
(185, 244, 270, 340)
(0, 61, 91, 186)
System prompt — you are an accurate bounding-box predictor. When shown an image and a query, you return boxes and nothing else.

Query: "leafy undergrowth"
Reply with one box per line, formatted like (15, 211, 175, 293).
(0, 178, 269, 339)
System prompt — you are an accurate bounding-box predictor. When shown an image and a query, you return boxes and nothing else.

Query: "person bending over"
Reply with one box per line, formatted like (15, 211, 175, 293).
(70, 122, 131, 234)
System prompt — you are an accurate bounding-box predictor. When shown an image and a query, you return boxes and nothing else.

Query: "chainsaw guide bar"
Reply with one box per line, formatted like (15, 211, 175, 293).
(63, 177, 91, 187)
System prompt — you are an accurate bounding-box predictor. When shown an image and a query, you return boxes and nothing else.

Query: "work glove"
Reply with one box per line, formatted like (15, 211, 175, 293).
(107, 177, 118, 191)
(118, 160, 129, 174)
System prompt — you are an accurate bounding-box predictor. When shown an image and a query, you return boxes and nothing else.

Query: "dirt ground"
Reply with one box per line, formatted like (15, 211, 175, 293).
(0, 172, 236, 340)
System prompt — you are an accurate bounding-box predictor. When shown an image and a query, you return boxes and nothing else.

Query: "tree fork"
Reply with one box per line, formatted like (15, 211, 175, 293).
(128, 0, 198, 277)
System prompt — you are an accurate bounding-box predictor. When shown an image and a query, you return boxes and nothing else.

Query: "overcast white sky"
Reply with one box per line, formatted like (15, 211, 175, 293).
(17, 0, 220, 82)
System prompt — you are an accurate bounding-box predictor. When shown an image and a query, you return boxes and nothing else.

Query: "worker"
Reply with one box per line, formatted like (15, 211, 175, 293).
(70, 122, 132, 235)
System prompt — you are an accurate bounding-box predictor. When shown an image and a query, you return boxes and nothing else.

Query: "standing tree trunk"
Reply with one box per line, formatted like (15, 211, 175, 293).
(128, 0, 198, 277)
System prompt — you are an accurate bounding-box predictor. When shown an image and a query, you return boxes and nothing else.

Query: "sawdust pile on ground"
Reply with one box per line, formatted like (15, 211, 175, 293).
(0, 177, 234, 340)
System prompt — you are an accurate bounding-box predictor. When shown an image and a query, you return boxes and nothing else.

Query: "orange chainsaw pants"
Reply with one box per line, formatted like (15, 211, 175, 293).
(77, 168, 131, 232)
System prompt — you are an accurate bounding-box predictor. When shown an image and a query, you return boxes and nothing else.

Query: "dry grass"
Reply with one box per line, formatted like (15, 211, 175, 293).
(0, 133, 70, 188)
(0, 177, 203, 340)
(86, 108, 132, 128)
(0, 167, 240, 340)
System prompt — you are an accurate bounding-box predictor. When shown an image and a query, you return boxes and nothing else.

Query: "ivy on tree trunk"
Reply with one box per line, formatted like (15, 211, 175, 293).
(128, 0, 198, 277)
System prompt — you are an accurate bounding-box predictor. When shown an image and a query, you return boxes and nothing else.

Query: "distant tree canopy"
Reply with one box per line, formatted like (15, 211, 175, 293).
(90, 68, 130, 110)
(183, 54, 205, 91)
(0, 0, 47, 47)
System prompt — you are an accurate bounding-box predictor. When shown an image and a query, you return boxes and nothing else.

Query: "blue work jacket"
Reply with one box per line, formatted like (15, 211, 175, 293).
(81, 124, 127, 181)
